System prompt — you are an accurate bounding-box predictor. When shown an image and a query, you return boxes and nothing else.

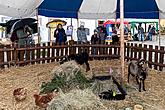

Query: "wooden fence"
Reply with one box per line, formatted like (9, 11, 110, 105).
(125, 43, 165, 71)
(0, 42, 165, 71)
(0, 42, 120, 68)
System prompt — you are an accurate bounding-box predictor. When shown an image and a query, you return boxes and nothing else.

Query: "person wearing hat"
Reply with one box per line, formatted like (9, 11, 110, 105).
(91, 29, 99, 55)
(77, 24, 88, 44)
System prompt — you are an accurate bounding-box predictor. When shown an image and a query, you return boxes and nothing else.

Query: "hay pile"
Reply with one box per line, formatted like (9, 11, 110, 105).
(47, 89, 108, 110)
(40, 61, 93, 94)
(50, 61, 80, 81)
(41, 61, 108, 110)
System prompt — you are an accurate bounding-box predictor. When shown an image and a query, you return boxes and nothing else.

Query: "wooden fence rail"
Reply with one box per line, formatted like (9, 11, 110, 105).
(0, 42, 165, 71)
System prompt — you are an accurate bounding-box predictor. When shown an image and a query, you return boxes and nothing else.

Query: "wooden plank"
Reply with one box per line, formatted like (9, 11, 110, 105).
(56, 44, 60, 62)
(105, 42, 108, 55)
(138, 44, 142, 60)
(109, 45, 112, 55)
(51, 43, 55, 62)
(60, 46, 64, 57)
(124, 43, 126, 58)
(6, 45, 11, 62)
(130, 43, 133, 61)
(31, 44, 35, 64)
(118, 45, 120, 56)
(26, 46, 30, 65)
(0, 45, 4, 68)
(154, 46, 158, 70)
(134, 44, 137, 59)
(126, 43, 130, 61)
(12, 43, 17, 64)
(78, 45, 82, 54)
(148, 45, 153, 68)
(159, 46, 164, 71)
(18, 45, 25, 66)
(36, 44, 41, 64)
(42, 43, 46, 64)
(96, 44, 99, 55)
(47, 42, 50, 63)
(114, 45, 117, 55)
(143, 45, 147, 60)
(65, 42, 68, 56)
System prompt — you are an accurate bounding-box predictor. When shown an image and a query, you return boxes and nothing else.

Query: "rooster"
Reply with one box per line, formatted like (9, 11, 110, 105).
(13, 88, 27, 101)
(34, 92, 56, 108)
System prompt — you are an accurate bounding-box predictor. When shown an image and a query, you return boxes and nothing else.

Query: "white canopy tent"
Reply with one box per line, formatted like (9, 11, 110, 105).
(156, 0, 165, 18)
(0, 0, 43, 18)
(0, 0, 164, 19)
(78, 0, 117, 19)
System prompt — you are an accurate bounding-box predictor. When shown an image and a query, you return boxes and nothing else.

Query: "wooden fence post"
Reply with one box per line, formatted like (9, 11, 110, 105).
(130, 43, 133, 60)
(114, 45, 117, 55)
(126, 43, 130, 61)
(65, 42, 68, 56)
(143, 45, 147, 60)
(118, 44, 121, 56)
(26, 45, 30, 65)
(105, 42, 108, 55)
(47, 42, 50, 63)
(42, 43, 46, 64)
(0, 45, 4, 68)
(36, 44, 40, 64)
(154, 46, 158, 70)
(159, 46, 164, 71)
(6, 45, 12, 67)
(31, 44, 35, 64)
(51, 43, 55, 62)
(56, 44, 60, 62)
(138, 44, 142, 60)
(19, 45, 25, 66)
(109, 44, 112, 56)
(124, 43, 126, 58)
(148, 45, 153, 68)
(134, 44, 137, 59)
(60, 45, 63, 57)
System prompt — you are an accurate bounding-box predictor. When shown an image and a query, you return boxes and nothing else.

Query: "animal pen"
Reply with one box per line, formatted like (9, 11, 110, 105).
(0, 42, 165, 71)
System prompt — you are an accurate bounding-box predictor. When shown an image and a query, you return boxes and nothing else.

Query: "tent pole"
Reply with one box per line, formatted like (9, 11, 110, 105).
(36, 8, 40, 44)
(77, 19, 79, 28)
(71, 18, 73, 40)
(159, 11, 161, 46)
(71, 18, 73, 26)
(120, 0, 125, 85)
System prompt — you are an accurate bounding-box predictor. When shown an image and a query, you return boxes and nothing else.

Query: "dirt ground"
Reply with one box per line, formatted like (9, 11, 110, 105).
(0, 60, 165, 110)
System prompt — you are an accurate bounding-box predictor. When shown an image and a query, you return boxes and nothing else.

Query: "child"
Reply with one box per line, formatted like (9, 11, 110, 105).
(91, 29, 99, 55)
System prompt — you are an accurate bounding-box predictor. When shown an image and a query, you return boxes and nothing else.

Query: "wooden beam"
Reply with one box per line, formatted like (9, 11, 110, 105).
(120, 0, 125, 84)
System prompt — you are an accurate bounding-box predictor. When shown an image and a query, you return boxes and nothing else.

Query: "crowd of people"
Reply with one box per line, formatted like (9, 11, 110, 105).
(53, 23, 114, 55)
(54, 23, 120, 46)
(133, 23, 156, 41)
(9, 22, 157, 57)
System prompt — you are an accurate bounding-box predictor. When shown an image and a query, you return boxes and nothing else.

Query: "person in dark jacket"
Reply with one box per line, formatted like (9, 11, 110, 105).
(91, 29, 99, 55)
(10, 31, 18, 43)
(54, 24, 67, 45)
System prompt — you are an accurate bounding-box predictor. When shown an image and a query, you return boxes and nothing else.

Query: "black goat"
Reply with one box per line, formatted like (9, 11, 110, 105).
(128, 59, 148, 92)
(99, 90, 126, 100)
(59, 51, 90, 72)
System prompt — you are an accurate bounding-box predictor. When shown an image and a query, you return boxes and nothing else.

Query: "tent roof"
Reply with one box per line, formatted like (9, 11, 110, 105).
(38, 0, 164, 19)
(116, 0, 159, 19)
(0, 0, 43, 18)
(38, 0, 83, 18)
(0, 0, 164, 19)
(78, 0, 117, 19)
